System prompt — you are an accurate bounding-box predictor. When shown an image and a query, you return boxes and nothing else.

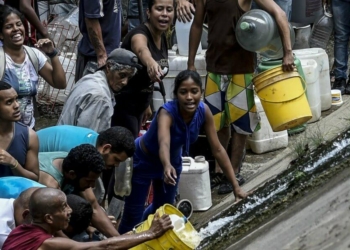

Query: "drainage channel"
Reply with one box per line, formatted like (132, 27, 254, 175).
(196, 131, 350, 250)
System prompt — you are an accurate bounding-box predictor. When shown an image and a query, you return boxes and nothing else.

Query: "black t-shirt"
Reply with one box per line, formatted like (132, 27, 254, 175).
(116, 23, 169, 111)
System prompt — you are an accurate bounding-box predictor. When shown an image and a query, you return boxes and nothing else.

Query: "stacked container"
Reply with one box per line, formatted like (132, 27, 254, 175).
(300, 59, 321, 123)
(247, 96, 288, 154)
(152, 49, 207, 111)
(179, 156, 212, 211)
(293, 48, 332, 111)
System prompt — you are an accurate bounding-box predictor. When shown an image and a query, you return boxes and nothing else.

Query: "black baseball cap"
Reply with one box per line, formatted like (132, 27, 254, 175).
(99, 48, 142, 70)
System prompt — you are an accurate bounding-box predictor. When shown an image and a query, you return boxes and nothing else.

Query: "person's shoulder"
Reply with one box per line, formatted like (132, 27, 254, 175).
(0, 197, 15, 206)
(25, 47, 46, 60)
(39, 151, 68, 158)
(73, 72, 108, 96)
(15, 121, 27, 128)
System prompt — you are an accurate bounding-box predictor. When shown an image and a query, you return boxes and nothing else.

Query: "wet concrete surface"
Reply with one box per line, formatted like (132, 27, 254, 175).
(190, 96, 350, 231)
(228, 167, 350, 250)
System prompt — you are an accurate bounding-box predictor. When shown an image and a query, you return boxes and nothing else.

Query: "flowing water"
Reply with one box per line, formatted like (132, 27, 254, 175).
(196, 131, 350, 250)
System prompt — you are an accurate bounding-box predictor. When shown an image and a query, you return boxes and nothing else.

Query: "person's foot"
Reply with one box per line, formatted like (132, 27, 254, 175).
(217, 174, 246, 195)
(332, 78, 346, 95)
(345, 77, 350, 95)
(210, 172, 224, 189)
(235, 173, 246, 186)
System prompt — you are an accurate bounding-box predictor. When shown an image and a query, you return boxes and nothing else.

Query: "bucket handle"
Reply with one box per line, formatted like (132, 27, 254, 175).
(256, 74, 307, 103)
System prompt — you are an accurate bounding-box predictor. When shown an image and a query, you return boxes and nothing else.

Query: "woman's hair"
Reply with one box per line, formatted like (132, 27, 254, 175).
(148, 0, 176, 13)
(0, 5, 24, 32)
(173, 70, 203, 98)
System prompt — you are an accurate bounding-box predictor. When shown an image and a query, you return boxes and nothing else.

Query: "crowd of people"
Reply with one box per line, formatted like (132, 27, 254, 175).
(0, 0, 348, 249)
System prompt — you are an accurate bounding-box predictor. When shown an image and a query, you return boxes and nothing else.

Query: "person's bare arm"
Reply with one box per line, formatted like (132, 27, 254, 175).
(39, 213, 172, 250)
(85, 18, 107, 67)
(4, 127, 39, 181)
(19, 0, 49, 38)
(254, 0, 294, 71)
(131, 34, 163, 83)
(203, 105, 248, 201)
(36, 39, 67, 89)
(80, 187, 120, 237)
(38, 171, 60, 189)
(156, 109, 177, 186)
(187, 0, 205, 70)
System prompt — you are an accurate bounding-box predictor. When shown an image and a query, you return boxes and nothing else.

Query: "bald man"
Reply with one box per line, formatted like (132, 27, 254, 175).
(0, 187, 40, 248)
(3, 188, 173, 250)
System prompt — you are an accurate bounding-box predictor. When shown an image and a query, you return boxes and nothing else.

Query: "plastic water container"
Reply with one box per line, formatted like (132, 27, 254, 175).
(309, 5, 333, 49)
(247, 96, 288, 154)
(114, 157, 133, 196)
(300, 59, 321, 123)
(293, 48, 332, 111)
(291, 0, 323, 25)
(152, 49, 207, 111)
(293, 25, 311, 50)
(236, 9, 295, 59)
(169, 214, 187, 232)
(175, 18, 202, 56)
(178, 156, 212, 211)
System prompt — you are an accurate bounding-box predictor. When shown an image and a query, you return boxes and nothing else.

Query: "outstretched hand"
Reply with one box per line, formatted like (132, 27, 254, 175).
(233, 188, 253, 204)
(163, 165, 177, 186)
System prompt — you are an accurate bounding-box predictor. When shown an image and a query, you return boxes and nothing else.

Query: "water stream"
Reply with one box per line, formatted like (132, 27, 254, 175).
(196, 131, 350, 249)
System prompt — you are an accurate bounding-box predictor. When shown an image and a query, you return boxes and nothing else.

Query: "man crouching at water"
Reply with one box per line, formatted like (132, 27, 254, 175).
(2, 188, 172, 250)
(37, 144, 127, 238)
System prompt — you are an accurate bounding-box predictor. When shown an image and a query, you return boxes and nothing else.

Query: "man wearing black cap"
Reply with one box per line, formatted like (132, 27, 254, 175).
(57, 48, 142, 133)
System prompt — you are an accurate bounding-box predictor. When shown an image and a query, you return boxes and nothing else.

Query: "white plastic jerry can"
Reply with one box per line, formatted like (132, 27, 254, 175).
(179, 156, 212, 211)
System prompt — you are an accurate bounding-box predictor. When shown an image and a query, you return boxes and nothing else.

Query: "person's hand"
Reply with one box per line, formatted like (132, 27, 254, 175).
(147, 61, 163, 83)
(86, 226, 98, 239)
(97, 54, 108, 68)
(282, 50, 295, 72)
(0, 149, 16, 166)
(163, 165, 177, 186)
(108, 215, 117, 229)
(34, 38, 55, 54)
(142, 105, 152, 125)
(233, 187, 253, 203)
(176, 0, 195, 22)
(148, 213, 173, 238)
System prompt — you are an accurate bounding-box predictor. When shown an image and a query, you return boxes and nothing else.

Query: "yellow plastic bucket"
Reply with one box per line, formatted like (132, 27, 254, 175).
(253, 66, 312, 132)
(130, 204, 200, 250)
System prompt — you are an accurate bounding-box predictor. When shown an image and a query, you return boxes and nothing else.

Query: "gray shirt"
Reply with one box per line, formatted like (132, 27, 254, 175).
(57, 70, 116, 133)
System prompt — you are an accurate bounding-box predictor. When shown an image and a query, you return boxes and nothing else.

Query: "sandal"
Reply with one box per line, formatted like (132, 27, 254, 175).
(210, 172, 224, 189)
(218, 174, 246, 195)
